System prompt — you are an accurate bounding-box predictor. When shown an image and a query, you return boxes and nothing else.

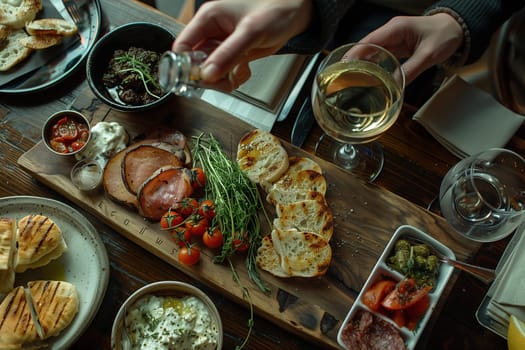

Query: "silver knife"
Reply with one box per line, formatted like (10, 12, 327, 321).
(291, 97, 316, 147)
(48, 0, 76, 24)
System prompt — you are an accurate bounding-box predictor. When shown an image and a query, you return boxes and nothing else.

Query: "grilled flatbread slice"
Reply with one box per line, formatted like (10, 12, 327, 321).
(0, 218, 17, 293)
(237, 129, 289, 184)
(0, 281, 79, 349)
(256, 235, 289, 278)
(28, 280, 79, 339)
(0, 286, 40, 349)
(0, 0, 42, 29)
(25, 18, 78, 36)
(15, 215, 67, 273)
(0, 28, 32, 72)
(274, 200, 334, 241)
(271, 228, 332, 277)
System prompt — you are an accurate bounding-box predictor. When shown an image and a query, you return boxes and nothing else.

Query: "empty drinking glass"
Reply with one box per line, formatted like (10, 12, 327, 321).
(439, 148, 525, 242)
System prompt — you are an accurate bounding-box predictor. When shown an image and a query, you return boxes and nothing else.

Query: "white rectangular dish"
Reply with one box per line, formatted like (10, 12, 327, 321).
(337, 225, 456, 350)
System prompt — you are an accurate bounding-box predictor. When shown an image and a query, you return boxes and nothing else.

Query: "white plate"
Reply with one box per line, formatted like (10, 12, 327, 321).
(337, 225, 456, 350)
(0, 196, 109, 349)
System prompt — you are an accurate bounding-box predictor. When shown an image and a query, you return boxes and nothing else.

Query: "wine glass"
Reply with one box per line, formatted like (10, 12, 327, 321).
(439, 148, 525, 242)
(311, 42, 405, 181)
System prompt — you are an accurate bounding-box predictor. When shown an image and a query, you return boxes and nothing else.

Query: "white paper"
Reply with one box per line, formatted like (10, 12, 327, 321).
(232, 54, 306, 113)
(199, 89, 277, 131)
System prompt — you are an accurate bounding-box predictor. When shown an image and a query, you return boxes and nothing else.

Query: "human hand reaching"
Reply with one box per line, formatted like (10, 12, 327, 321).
(172, 0, 314, 91)
(357, 13, 464, 85)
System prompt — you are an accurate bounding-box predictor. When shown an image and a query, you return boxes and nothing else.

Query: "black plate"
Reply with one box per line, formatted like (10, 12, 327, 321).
(0, 0, 102, 94)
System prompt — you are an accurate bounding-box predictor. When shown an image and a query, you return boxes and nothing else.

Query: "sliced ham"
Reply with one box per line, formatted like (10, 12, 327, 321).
(103, 145, 140, 210)
(102, 133, 190, 211)
(138, 129, 191, 166)
(122, 145, 184, 195)
(137, 166, 194, 220)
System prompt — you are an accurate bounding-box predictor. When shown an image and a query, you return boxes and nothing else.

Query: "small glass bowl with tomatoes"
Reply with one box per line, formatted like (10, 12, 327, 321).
(42, 110, 91, 156)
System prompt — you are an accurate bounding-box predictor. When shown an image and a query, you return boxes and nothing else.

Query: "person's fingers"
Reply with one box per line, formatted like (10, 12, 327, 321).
(198, 61, 252, 92)
(172, 3, 234, 53)
(399, 55, 432, 85)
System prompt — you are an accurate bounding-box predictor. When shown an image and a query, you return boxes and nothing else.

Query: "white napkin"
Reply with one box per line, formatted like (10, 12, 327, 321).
(485, 226, 525, 329)
(232, 54, 306, 113)
(413, 75, 525, 158)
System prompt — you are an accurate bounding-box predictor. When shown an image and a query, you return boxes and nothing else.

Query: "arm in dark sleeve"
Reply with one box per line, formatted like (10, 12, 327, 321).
(282, 0, 356, 54)
(425, 0, 525, 63)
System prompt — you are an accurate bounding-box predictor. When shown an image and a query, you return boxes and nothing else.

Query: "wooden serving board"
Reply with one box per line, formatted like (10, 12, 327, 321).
(18, 88, 478, 348)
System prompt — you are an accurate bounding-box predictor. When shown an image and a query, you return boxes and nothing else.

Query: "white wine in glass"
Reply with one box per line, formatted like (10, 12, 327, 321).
(312, 43, 405, 181)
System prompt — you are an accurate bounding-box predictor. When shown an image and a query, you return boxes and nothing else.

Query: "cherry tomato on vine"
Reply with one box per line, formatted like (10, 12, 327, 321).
(160, 209, 184, 230)
(174, 198, 199, 217)
(171, 227, 192, 247)
(178, 244, 201, 265)
(191, 167, 206, 190)
(203, 227, 223, 249)
(185, 214, 209, 236)
(198, 199, 216, 220)
(233, 231, 249, 253)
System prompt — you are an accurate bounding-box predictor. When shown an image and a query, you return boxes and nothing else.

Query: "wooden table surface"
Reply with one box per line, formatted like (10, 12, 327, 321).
(1, 0, 522, 349)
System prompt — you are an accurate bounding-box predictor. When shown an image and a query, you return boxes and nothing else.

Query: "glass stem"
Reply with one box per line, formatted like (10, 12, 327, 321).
(337, 144, 360, 168)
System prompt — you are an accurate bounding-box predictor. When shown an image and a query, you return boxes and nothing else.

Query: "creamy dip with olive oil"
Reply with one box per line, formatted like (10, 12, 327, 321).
(125, 295, 219, 350)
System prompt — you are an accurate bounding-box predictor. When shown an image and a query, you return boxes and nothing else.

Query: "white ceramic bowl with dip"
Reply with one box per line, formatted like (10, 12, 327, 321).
(111, 281, 223, 350)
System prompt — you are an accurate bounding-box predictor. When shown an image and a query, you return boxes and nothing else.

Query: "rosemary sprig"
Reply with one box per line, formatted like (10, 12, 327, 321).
(191, 133, 270, 294)
(115, 54, 161, 99)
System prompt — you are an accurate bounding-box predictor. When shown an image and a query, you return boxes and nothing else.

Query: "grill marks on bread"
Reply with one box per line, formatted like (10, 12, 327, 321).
(0, 286, 40, 348)
(0, 281, 79, 348)
(16, 214, 67, 273)
(28, 281, 79, 338)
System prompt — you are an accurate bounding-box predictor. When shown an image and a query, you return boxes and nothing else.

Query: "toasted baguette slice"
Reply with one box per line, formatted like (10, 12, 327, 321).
(0, 0, 42, 29)
(256, 235, 289, 278)
(0, 218, 17, 293)
(274, 200, 334, 241)
(261, 155, 323, 193)
(25, 18, 78, 36)
(0, 286, 40, 349)
(287, 156, 322, 175)
(237, 129, 289, 184)
(268, 169, 327, 196)
(28, 280, 79, 339)
(19, 33, 63, 49)
(0, 28, 32, 71)
(271, 228, 332, 277)
(15, 215, 67, 273)
(266, 188, 326, 207)
(0, 24, 9, 42)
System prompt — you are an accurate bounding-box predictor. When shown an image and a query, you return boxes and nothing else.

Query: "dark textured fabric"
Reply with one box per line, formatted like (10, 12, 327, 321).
(193, 0, 524, 63)
(426, 0, 525, 63)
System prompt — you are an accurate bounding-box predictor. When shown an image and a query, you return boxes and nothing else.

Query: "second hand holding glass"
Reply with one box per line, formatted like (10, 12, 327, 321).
(312, 43, 405, 181)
